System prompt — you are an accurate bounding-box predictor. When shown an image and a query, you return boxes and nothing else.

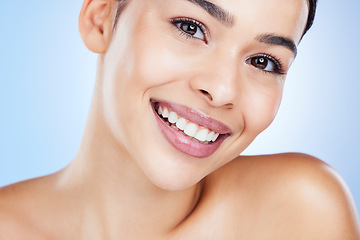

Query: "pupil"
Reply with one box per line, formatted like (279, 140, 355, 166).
(181, 23, 197, 35)
(255, 57, 267, 69)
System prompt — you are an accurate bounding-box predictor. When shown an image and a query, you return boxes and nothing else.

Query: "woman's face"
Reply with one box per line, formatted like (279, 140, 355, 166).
(101, 0, 308, 190)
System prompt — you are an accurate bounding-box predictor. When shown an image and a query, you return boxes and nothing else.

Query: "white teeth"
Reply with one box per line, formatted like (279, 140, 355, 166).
(162, 108, 169, 118)
(206, 131, 215, 142)
(184, 123, 198, 138)
(168, 111, 178, 124)
(195, 128, 209, 142)
(176, 118, 187, 131)
(157, 105, 222, 143)
(212, 133, 220, 142)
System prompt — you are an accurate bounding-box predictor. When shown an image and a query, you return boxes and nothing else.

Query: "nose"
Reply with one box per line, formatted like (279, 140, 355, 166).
(189, 56, 239, 109)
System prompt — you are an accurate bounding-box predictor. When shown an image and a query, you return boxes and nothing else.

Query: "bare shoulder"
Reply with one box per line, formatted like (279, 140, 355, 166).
(205, 153, 360, 239)
(0, 175, 63, 239)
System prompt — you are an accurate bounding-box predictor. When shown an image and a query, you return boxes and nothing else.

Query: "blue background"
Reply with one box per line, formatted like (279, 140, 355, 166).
(1, 1, 359, 214)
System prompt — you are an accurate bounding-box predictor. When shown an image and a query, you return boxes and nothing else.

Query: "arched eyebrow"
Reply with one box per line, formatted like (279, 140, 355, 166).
(182, 0, 235, 27)
(256, 34, 298, 57)
(180, 0, 298, 57)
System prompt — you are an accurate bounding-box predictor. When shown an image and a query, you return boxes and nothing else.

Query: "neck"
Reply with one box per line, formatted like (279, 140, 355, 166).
(56, 64, 202, 238)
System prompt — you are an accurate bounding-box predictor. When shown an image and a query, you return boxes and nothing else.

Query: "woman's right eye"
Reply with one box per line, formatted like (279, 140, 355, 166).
(171, 18, 208, 43)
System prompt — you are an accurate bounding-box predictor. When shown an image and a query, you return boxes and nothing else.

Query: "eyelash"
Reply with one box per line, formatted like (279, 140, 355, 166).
(170, 17, 208, 43)
(170, 18, 285, 75)
(248, 53, 286, 75)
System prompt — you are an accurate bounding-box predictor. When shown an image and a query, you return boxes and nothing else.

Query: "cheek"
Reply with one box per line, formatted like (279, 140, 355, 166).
(125, 13, 209, 92)
(241, 79, 284, 135)
(129, 37, 197, 91)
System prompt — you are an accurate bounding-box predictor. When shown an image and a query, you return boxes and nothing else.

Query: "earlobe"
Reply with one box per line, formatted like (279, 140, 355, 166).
(79, 0, 113, 53)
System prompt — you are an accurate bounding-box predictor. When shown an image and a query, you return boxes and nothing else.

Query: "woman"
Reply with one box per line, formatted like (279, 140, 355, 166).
(0, 0, 359, 239)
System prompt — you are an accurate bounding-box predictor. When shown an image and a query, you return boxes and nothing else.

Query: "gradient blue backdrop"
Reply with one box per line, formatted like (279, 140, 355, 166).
(1, 0, 359, 214)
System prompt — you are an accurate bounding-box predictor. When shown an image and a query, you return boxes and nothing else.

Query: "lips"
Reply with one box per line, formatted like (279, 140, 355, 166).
(151, 100, 231, 158)
(158, 105, 221, 143)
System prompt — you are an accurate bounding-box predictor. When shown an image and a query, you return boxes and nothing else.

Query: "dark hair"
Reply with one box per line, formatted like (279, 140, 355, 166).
(303, 0, 318, 37)
(113, 0, 129, 29)
(114, 0, 317, 37)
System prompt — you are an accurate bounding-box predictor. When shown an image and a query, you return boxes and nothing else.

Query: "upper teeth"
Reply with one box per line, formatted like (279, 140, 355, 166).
(158, 106, 220, 142)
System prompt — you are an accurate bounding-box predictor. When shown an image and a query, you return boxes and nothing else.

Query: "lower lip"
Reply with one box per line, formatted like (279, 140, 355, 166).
(151, 102, 227, 158)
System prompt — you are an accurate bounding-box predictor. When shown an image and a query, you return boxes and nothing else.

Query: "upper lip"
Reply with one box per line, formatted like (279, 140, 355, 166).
(151, 99, 232, 135)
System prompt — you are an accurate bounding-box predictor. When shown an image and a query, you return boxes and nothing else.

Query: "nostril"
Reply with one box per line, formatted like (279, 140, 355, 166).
(200, 89, 213, 101)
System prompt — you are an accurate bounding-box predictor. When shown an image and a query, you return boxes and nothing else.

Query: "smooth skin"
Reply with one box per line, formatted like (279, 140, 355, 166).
(0, 0, 359, 239)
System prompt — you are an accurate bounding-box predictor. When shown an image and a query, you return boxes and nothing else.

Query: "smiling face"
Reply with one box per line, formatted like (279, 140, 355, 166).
(96, 0, 308, 190)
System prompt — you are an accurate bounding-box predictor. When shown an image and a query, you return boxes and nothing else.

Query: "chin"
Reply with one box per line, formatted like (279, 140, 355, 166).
(139, 152, 208, 192)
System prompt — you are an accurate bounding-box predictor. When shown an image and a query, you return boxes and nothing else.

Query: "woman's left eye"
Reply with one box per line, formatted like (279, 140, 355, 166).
(246, 55, 285, 75)
(171, 18, 207, 42)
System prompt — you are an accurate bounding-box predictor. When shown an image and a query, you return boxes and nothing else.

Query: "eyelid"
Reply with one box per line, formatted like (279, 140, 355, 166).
(246, 53, 286, 75)
(170, 17, 210, 43)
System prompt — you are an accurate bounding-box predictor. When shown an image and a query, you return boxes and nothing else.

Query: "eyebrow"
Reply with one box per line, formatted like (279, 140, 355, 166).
(183, 0, 235, 27)
(256, 34, 298, 56)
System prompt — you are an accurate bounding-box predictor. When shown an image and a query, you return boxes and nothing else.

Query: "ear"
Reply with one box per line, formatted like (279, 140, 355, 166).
(79, 0, 114, 53)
